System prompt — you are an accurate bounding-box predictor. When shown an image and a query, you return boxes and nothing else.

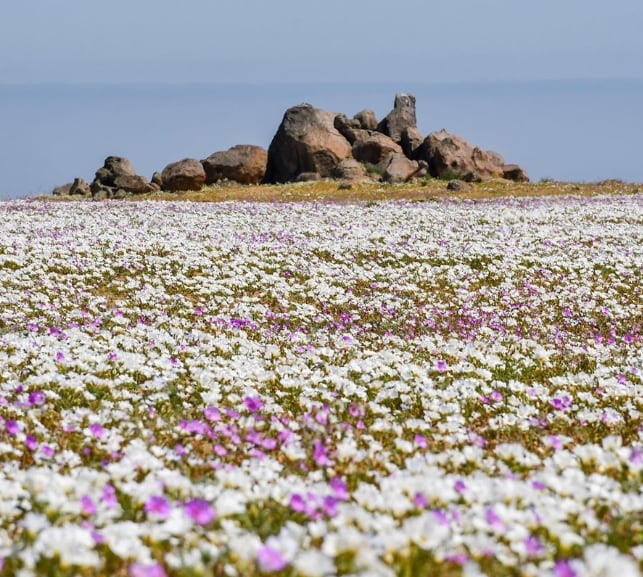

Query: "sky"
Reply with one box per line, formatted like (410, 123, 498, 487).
(1, 0, 642, 84)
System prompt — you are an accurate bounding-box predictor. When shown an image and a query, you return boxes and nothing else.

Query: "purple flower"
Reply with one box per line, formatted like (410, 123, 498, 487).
(524, 534, 543, 557)
(436, 359, 448, 372)
(129, 562, 167, 577)
(244, 396, 264, 413)
(321, 496, 338, 517)
(89, 423, 105, 439)
(28, 390, 46, 406)
(25, 435, 38, 451)
(5, 420, 19, 435)
(551, 396, 572, 410)
(454, 479, 467, 493)
(81, 495, 97, 515)
(414, 434, 427, 448)
(257, 545, 288, 572)
(40, 444, 55, 458)
(102, 484, 118, 508)
(312, 439, 332, 466)
(183, 499, 215, 525)
(55, 351, 65, 362)
(554, 560, 577, 577)
(145, 495, 171, 518)
(330, 477, 348, 501)
(289, 493, 306, 513)
(204, 406, 221, 421)
(413, 492, 428, 508)
(485, 507, 505, 532)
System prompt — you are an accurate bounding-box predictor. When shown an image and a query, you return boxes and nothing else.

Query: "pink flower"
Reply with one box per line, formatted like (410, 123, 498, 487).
(102, 484, 118, 508)
(312, 439, 332, 466)
(204, 406, 220, 421)
(330, 477, 348, 501)
(244, 396, 264, 413)
(25, 435, 38, 451)
(414, 434, 427, 448)
(289, 493, 306, 513)
(5, 420, 19, 435)
(28, 390, 46, 406)
(183, 499, 215, 525)
(454, 479, 467, 493)
(129, 562, 167, 577)
(89, 423, 105, 439)
(55, 351, 65, 362)
(145, 495, 171, 518)
(413, 492, 428, 508)
(554, 560, 577, 577)
(257, 545, 288, 572)
(436, 359, 448, 371)
(485, 507, 505, 532)
(524, 534, 543, 557)
(81, 495, 97, 515)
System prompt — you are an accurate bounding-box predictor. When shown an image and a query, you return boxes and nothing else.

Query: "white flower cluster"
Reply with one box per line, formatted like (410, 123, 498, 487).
(0, 195, 641, 576)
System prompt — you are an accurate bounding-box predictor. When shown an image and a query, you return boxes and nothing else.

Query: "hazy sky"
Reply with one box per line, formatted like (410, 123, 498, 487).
(1, 0, 641, 84)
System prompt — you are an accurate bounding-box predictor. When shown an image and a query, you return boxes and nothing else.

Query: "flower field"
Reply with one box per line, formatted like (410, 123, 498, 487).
(0, 194, 641, 577)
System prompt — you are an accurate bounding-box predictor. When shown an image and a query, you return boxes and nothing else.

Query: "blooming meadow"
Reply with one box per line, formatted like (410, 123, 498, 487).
(0, 195, 641, 577)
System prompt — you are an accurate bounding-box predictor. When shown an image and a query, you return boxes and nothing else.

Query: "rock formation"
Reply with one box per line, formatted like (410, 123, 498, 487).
(160, 159, 206, 192)
(202, 145, 268, 185)
(264, 104, 352, 184)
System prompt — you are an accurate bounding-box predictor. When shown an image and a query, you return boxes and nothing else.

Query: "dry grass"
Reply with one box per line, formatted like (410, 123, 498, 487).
(39, 178, 642, 204)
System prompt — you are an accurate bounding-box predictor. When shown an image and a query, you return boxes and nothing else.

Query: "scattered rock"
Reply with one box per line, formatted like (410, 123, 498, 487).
(69, 178, 91, 196)
(331, 158, 368, 182)
(161, 158, 206, 192)
(353, 109, 378, 131)
(446, 179, 474, 192)
(296, 172, 322, 182)
(417, 130, 506, 182)
(52, 182, 73, 196)
(352, 131, 403, 166)
(377, 93, 419, 145)
(264, 104, 352, 183)
(337, 182, 353, 190)
(202, 145, 268, 185)
(91, 156, 155, 197)
(502, 164, 530, 182)
(381, 153, 420, 183)
(113, 175, 153, 195)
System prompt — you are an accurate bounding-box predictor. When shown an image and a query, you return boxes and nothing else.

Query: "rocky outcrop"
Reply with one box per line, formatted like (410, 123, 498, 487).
(416, 130, 506, 182)
(353, 109, 378, 131)
(264, 104, 352, 183)
(351, 131, 403, 166)
(381, 153, 422, 184)
(90, 156, 157, 198)
(331, 158, 368, 182)
(160, 158, 206, 192)
(377, 93, 420, 146)
(202, 145, 268, 185)
(50, 93, 530, 197)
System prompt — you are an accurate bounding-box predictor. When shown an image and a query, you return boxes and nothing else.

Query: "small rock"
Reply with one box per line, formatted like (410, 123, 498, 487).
(161, 158, 206, 192)
(296, 172, 322, 182)
(446, 179, 474, 192)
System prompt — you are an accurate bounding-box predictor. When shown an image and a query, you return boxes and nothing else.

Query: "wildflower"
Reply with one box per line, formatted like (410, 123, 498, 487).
(183, 499, 215, 525)
(257, 545, 288, 572)
(25, 434, 38, 451)
(553, 559, 577, 577)
(5, 420, 19, 435)
(28, 390, 46, 406)
(145, 495, 171, 518)
(244, 395, 265, 413)
(81, 495, 97, 515)
(312, 439, 332, 466)
(129, 562, 167, 577)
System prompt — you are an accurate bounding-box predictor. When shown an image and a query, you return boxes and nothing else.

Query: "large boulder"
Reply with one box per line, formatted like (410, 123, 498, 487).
(52, 182, 73, 196)
(381, 153, 421, 183)
(351, 131, 403, 166)
(417, 130, 506, 182)
(91, 156, 155, 197)
(377, 93, 420, 146)
(94, 156, 137, 186)
(502, 164, 530, 182)
(331, 158, 368, 182)
(161, 158, 206, 192)
(202, 145, 268, 185)
(353, 109, 378, 131)
(69, 177, 91, 196)
(264, 104, 352, 183)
